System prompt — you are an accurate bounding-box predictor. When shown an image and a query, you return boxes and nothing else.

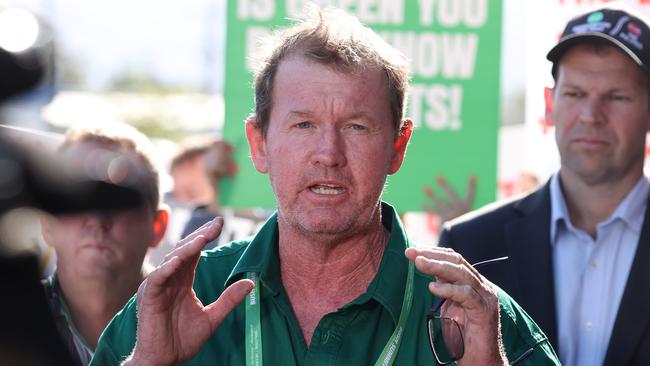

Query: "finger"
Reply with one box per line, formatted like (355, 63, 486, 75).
(141, 255, 184, 302)
(406, 248, 483, 287)
(177, 216, 224, 248)
(406, 247, 482, 279)
(423, 185, 445, 208)
(436, 175, 461, 204)
(464, 175, 477, 206)
(406, 246, 461, 263)
(428, 281, 486, 312)
(164, 217, 224, 263)
(157, 233, 215, 288)
(148, 256, 181, 285)
(205, 279, 255, 330)
(416, 256, 480, 287)
(171, 233, 212, 266)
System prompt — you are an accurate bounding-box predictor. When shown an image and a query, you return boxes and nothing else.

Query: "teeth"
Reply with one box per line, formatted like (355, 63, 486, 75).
(310, 184, 344, 195)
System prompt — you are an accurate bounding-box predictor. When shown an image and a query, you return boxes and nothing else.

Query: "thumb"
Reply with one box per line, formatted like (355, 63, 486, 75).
(205, 279, 255, 330)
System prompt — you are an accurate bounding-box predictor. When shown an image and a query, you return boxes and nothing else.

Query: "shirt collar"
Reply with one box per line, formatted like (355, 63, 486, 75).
(46, 273, 94, 351)
(347, 202, 411, 324)
(550, 173, 650, 243)
(225, 212, 279, 289)
(225, 202, 411, 325)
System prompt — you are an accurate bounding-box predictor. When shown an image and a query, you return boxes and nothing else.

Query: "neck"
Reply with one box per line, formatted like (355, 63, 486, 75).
(559, 169, 642, 237)
(56, 267, 144, 349)
(279, 220, 390, 346)
(280, 228, 388, 291)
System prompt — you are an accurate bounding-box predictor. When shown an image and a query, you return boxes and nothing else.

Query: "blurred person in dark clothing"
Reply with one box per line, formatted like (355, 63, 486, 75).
(178, 138, 239, 247)
(169, 139, 221, 207)
(440, 5, 650, 366)
(40, 122, 168, 365)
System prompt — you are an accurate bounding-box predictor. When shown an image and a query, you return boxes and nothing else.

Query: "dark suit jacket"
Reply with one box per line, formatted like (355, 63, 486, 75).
(440, 181, 650, 366)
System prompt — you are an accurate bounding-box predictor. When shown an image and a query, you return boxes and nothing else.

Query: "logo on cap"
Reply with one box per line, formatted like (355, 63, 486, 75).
(628, 22, 642, 37)
(588, 12, 604, 23)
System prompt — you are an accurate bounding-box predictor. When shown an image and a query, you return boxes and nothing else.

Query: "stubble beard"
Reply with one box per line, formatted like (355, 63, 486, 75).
(277, 200, 381, 244)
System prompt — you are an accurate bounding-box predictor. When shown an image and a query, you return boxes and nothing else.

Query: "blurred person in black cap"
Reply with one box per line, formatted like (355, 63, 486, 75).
(0, 125, 151, 366)
(39, 122, 169, 365)
(440, 3, 650, 366)
(0, 37, 148, 366)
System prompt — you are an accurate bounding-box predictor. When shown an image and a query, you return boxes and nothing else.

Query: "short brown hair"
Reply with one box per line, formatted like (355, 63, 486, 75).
(170, 142, 211, 172)
(252, 8, 410, 137)
(59, 122, 162, 213)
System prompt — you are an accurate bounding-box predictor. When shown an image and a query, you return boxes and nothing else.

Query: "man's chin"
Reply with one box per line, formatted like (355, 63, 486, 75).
(75, 257, 116, 277)
(294, 216, 364, 239)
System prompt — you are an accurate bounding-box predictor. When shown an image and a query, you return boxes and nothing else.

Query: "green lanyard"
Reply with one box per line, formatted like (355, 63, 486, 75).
(245, 272, 263, 366)
(244, 255, 415, 366)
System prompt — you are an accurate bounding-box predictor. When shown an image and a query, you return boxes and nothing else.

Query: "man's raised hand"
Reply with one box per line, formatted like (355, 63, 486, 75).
(124, 217, 254, 366)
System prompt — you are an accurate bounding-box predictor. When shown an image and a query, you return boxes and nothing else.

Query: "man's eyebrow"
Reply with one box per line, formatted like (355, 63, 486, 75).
(558, 82, 580, 89)
(287, 110, 313, 118)
(561, 82, 634, 93)
(346, 112, 375, 121)
(287, 110, 375, 121)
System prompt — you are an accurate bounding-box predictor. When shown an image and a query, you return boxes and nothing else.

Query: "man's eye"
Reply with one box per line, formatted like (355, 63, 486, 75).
(296, 121, 311, 129)
(563, 91, 581, 98)
(608, 94, 629, 101)
(350, 124, 367, 131)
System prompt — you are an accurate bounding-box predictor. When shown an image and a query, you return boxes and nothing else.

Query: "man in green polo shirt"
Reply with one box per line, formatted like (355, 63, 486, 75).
(91, 8, 560, 366)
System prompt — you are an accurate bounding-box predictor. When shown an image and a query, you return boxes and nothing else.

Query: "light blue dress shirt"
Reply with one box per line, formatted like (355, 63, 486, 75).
(550, 174, 649, 366)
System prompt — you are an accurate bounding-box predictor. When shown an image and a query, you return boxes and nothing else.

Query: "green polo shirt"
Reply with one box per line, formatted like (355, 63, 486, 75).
(91, 202, 559, 365)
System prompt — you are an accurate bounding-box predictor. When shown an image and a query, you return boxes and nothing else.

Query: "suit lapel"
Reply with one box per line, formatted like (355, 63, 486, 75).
(603, 194, 650, 366)
(505, 184, 559, 350)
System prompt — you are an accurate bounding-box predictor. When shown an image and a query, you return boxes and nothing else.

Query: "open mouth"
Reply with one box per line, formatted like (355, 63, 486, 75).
(309, 184, 345, 195)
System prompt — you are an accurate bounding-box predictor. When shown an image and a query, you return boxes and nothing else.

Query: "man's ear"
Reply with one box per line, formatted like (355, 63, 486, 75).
(389, 119, 413, 174)
(40, 214, 55, 245)
(245, 116, 269, 173)
(544, 86, 555, 126)
(149, 206, 169, 248)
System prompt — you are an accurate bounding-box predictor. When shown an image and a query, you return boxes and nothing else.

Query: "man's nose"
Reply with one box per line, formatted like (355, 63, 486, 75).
(578, 97, 605, 125)
(312, 127, 347, 168)
(83, 211, 112, 231)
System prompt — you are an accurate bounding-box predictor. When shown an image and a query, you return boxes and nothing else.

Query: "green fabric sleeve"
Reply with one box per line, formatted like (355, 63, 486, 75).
(89, 296, 139, 366)
(497, 288, 561, 365)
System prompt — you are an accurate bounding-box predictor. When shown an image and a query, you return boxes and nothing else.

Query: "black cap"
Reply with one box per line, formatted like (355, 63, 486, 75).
(547, 7, 650, 76)
(0, 134, 144, 215)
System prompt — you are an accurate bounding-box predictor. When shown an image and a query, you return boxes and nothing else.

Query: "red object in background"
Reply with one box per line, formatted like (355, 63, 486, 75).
(538, 87, 555, 135)
(499, 180, 515, 199)
(558, 0, 616, 5)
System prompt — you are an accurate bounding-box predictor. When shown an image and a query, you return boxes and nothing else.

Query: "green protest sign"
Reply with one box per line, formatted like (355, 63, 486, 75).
(222, 0, 502, 212)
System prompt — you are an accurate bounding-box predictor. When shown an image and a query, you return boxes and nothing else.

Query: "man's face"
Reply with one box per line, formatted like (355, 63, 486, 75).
(549, 44, 650, 186)
(171, 155, 214, 206)
(43, 208, 159, 279)
(43, 141, 166, 279)
(247, 56, 410, 240)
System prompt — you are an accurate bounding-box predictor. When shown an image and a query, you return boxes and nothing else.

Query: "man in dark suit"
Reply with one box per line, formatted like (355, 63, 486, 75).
(441, 5, 650, 366)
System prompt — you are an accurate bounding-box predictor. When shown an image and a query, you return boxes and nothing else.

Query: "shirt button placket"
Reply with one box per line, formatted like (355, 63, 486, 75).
(321, 330, 331, 344)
